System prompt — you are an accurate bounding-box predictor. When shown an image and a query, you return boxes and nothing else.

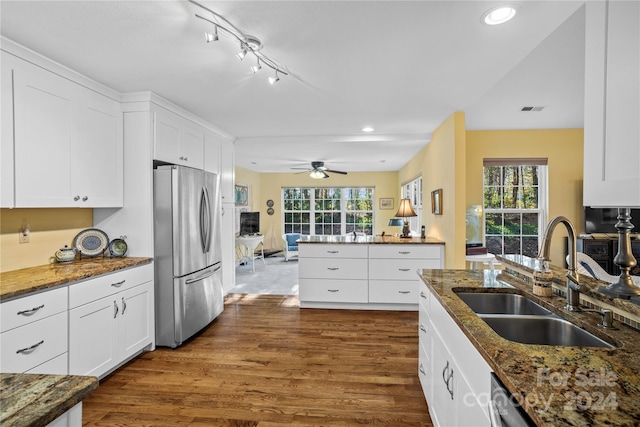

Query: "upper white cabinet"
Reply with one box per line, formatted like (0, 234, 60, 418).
(220, 139, 235, 203)
(154, 107, 204, 170)
(204, 130, 222, 175)
(584, 0, 640, 207)
(4, 51, 123, 208)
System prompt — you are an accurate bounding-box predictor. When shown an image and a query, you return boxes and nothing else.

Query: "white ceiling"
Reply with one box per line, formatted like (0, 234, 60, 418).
(0, 1, 586, 174)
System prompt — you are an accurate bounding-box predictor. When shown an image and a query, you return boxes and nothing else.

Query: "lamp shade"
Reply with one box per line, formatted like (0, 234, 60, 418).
(388, 218, 403, 227)
(395, 198, 417, 218)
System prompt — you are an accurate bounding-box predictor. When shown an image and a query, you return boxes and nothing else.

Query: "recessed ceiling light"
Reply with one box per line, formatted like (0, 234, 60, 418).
(362, 127, 374, 132)
(482, 6, 516, 25)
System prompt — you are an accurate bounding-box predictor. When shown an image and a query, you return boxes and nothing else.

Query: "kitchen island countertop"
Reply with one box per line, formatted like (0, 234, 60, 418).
(0, 373, 98, 427)
(420, 268, 640, 426)
(298, 235, 444, 244)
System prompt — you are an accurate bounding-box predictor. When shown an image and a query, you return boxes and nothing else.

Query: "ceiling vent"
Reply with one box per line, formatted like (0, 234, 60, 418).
(521, 106, 545, 112)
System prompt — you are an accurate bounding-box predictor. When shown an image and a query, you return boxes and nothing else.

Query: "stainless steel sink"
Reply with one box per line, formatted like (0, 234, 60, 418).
(455, 292, 553, 316)
(479, 315, 615, 348)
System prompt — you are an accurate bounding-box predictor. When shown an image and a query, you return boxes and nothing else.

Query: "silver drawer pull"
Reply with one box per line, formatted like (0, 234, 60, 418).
(420, 323, 427, 333)
(398, 268, 411, 272)
(17, 340, 44, 354)
(114, 300, 119, 318)
(121, 297, 127, 315)
(17, 304, 44, 316)
(419, 363, 426, 376)
(398, 251, 411, 255)
(398, 290, 410, 294)
(327, 289, 340, 293)
(111, 280, 126, 287)
(420, 291, 427, 299)
(327, 267, 339, 271)
(327, 250, 339, 254)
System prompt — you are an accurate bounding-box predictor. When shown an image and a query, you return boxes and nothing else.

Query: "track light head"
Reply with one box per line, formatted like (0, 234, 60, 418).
(236, 43, 248, 60)
(205, 25, 218, 43)
(268, 71, 280, 85)
(251, 58, 262, 73)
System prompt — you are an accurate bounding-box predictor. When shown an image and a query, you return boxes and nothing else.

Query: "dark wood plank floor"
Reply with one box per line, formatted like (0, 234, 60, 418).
(82, 294, 433, 426)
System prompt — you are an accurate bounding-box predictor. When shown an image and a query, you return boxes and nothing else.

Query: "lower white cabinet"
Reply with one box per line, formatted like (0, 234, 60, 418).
(0, 287, 69, 374)
(69, 264, 154, 378)
(420, 281, 491, 427)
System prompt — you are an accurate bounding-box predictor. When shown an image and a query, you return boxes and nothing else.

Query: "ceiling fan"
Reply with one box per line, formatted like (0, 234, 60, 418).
(292, 161, 348, 179)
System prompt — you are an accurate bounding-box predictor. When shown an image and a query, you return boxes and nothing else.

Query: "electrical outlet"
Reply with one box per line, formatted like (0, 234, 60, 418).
(19, 232, 29, 244)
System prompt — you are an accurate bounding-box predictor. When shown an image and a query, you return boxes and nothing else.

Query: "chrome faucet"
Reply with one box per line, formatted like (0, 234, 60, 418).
(537, 216, 583, 312)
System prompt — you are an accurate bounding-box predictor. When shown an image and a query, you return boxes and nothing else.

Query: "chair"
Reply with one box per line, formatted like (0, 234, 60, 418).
(567, 252, 640, 286)
(282, 233, 301, 261)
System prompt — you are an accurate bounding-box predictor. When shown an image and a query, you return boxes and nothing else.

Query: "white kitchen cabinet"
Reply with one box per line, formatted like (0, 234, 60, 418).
(154, 107, 204, 169)
(0, 287, 68, 374)
(220, 139, 235, 203)
(1, 51, 16, 207)
(419, 281, 491, 427)
(8, 53, 123, 208)
(221, 202, 236, 294)
(68, 264, 154, 378)
(584, 0, 640, 207)
(204, 130, 222, 175)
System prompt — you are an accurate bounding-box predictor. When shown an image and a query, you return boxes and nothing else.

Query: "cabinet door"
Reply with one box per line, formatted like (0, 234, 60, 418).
(221, 202, 236, 294)
(220, 139, 235, 203)
(154, 109, 182, 164)
(430, 328, 457, 427)
(181, 125, 204, 170)
(204, 131, 222, 175)
(68, 296, 118, 377)
(118, 281, 153, 360)
(73, 89, 123, 207)
(13, 62, 75, 207)
(1, 52, 15, 207)
(584, 1, 640, 207)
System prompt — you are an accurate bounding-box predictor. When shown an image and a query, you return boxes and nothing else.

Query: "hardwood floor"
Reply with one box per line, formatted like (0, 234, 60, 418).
(82, 294, 433, 426)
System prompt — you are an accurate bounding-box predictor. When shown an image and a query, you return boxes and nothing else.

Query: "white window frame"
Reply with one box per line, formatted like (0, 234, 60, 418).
(401, 176, 422, 235)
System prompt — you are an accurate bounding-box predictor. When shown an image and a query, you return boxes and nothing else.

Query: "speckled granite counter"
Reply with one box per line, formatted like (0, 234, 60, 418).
(298, 235, 444, 244)
(0, 257, 153, 301)
(420, 269, 640, 426)
(0, 373, 98, 427)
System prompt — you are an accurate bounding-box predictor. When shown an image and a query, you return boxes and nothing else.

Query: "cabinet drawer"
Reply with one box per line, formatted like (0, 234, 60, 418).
(1, 286, 68, 333)
(0, 311, 68, 373)
(299, 258, 367, 280)
(299, 279, 368, 303)
(299, 244, 368, 259)
(369, 259, 440, 280)
(369, 280, 418, 304)
(25, 352, 68, 375)
(69, 263, 153, 308)
(369, 244, 442, 260)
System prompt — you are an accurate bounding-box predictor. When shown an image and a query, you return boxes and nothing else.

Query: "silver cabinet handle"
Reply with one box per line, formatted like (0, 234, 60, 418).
(73, 195, 80, 201)
(179, 156, 188, 161)
(398, 290, 410, 294)
(420, 291, 427, 299)
(111, 280, 126, 287)
(327, 289, 340, 293)
(419, 323, 427, 333)
(82, 196, 88, 201)
(327, 250, 339, 254)
(113, 300, 119, 318)
(419, 363, 426, 376)
(17, 304, 44, 316)
(399, 268, 411, 272)
(442, 361, 454, 400)
(17, 340, 44, 354)
(398, 251, 411, 255)
(121, 297, 127, 315)
(327, 267, 339, 271)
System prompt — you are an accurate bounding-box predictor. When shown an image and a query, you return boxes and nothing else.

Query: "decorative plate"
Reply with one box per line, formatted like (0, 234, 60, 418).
(266, 199, 274, 208)
(73, 228, 109, 257)
(267, 207, 274, 215)
(109, 238, 128, 257)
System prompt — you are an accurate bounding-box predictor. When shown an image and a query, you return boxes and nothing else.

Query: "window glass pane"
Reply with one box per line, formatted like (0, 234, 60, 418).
(522, 213, 539, 236)
(484, 187, 502, 209)
(483, 166, 502, 186)
(485, 213, 503, 235)
(504, 213, 521, 235)
(522, 237, 539, 257)
(486, 236, 503, 255)
(504, 236, 521, 255)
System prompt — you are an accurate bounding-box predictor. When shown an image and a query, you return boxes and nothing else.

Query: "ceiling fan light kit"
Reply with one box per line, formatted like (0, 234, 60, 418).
(190, 0, 288, 84)
(292, 161, 348, 179)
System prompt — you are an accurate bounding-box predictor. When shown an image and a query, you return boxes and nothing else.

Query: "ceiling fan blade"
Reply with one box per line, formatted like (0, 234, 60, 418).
(326, 169, 348, 175)
(291, 167, 311, 170)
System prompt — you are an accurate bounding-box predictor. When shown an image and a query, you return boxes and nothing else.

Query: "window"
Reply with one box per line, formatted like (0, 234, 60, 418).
(401, 177, 422, 234)
(283, 187, 374, 235)
(483, 159, 547, 257)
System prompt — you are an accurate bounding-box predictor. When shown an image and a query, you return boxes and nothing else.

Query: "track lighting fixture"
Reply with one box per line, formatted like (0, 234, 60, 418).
(190, 0, 288, 84)
(251, 58, 262, 74)
(268, 71, 280, 85)
(204, 25, 218, 42)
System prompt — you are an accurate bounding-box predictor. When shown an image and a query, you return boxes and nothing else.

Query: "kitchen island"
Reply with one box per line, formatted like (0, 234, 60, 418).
(419, 267, 640, 426)
(298, 235, 444, 310)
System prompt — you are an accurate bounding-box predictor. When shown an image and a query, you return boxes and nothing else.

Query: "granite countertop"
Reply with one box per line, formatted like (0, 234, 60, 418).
(0, 373, 98, 427)
(0, 257, 153, 301)
(419, 268, 640, 426)
(298, 235, 445, 244)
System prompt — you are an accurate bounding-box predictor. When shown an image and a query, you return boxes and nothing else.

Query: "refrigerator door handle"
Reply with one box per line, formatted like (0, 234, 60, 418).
(200, 187, 212, 253)
(185, 265, 222, 284)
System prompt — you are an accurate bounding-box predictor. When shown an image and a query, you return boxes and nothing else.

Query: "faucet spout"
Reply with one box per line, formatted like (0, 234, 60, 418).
(537, 216, 582, 311)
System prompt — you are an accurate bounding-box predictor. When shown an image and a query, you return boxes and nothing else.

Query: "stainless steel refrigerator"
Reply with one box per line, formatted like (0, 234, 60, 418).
(154, 165, 223, 348)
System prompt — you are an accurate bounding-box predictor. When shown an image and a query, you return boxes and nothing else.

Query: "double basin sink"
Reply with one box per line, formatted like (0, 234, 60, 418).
(454, 291, 615, 348)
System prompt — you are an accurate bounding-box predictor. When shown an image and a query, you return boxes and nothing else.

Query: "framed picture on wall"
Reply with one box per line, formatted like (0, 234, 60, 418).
(379, 198, 394, 210)
(235, 184, 249, 206)
(431, 189, 442, 215)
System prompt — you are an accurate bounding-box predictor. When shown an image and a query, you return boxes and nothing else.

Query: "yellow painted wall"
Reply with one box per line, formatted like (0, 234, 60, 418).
(0, 208, 93, 272)
(399, 112, 467, 268)
(466, 129, 584, 268)
(235, 168, 399, 251)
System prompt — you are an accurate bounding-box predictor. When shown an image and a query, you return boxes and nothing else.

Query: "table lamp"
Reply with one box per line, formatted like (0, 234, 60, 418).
(387, 218, 403, 236)
(395, 198, 417, 238)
